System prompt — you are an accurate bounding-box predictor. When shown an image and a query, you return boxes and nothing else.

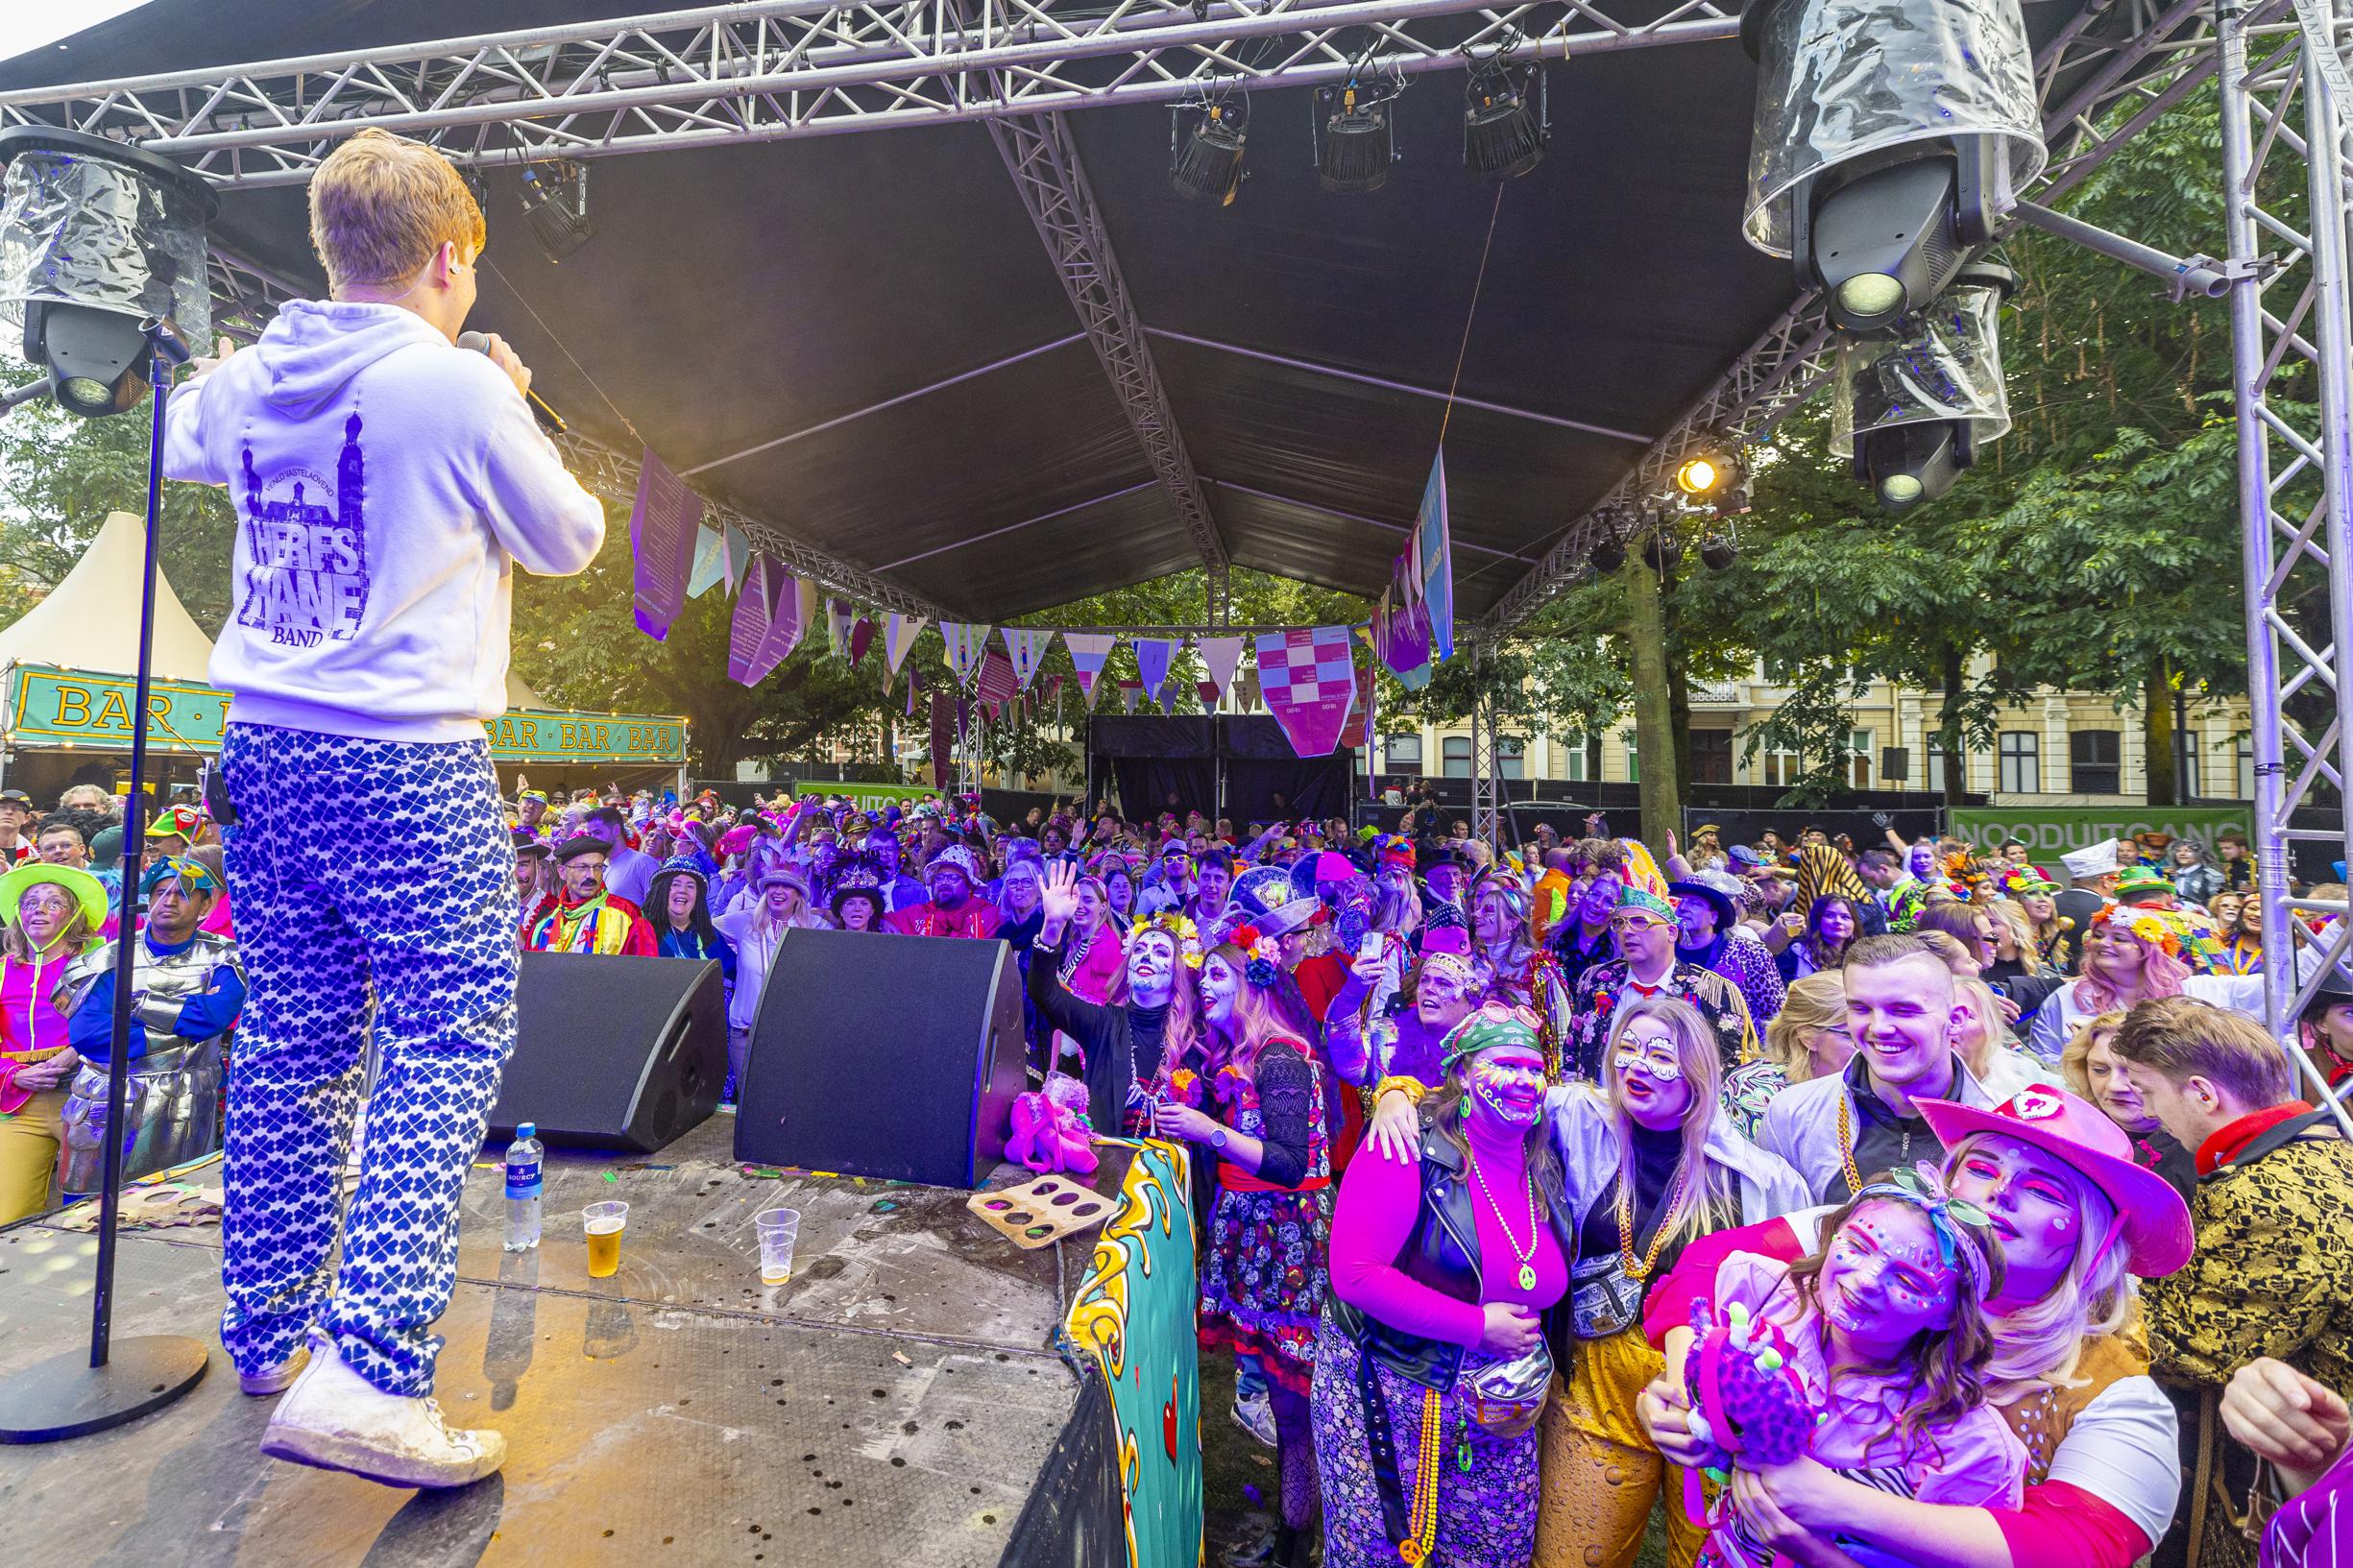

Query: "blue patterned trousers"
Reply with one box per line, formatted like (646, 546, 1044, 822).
(217, 722, 518, 1398)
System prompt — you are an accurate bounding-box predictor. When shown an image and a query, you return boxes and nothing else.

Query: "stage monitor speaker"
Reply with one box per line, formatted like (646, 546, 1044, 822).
(1881, 746, 1910, 783)
(734, 929, 1027, 1189)
(489, 953, 727, 1153)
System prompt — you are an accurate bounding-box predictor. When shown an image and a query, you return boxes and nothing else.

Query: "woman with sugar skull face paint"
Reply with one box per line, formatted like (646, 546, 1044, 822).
(1317, 1003, 1572, 1568)
(1027, 859, 1204, 1136)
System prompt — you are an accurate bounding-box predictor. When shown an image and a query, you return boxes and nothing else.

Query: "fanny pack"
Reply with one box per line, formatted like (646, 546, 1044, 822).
(1464, 1342, 1551, 1437)
(1568, 1256, 1639, 1340)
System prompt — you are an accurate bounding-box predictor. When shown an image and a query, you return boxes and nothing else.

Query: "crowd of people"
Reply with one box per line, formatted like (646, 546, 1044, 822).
(5, 767, 2352, 1568)
(493, 780, 2353, 1568)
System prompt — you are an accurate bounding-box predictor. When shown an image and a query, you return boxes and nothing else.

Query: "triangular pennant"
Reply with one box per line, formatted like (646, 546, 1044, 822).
(1119, 680, 1143, 716)
(942, 623, 992, 687)
(687, 521, 731, 599)
(1253, 627, 1358, 756)
(1197, 635, 1244, 704)
(1133, 639, 1176, 706)
(826, 600, 855, 660)
(1001, 627, 1055, 693)
(721, 521, 750, 589)
(1237, 668, 1260, 712)
(727, 554, 782, 686)
(1063, 632, 1117, 708)
(849, 616, 875, 670)
(1407, 447, 1454, 663)
(1196, 681, 1220, 710)
(752, 570, 815, 680)
(885, 614, 929, 679)
(977, 645, 1020, 703)
(630, 447, 703, 639)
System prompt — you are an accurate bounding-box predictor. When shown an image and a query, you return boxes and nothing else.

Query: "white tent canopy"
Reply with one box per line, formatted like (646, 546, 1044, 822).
(0, 511, 215, 680)
(0, 510, 545, 705)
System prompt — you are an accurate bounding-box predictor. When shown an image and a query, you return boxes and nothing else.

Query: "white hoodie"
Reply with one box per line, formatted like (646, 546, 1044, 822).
(163, 300, 606, 742)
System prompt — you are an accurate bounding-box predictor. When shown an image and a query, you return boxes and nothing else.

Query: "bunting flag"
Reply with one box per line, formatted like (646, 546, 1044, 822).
(726, 554, 783, 687)
(1196, 680, 1221, 711)
(1197, 635, 1244, 705)
(1158, 675, 1188, 713)
(1133, 639, 1176, 709)
(849, 616, 875, 670)
(1119, 680, 1144, 715)
(931, 691, 956, 787)
(1063, 632, 1117, 708)
(1373, 569, 1435, 690)
(754, 571, 817, 678)
(977, 645, 1020, 704)
(1339, 657, 1372, 749)
(1236, 668, 1260, 712)
(1406, 447, 1455, 663)
(1254, 626, 1359, 757)
(1001, 627, 1055, 692)
(630, 447, 702, 639)
(906, 668, 921, 716)
(885, 614, 928, 679)
(826, 600, 856, 661)
(942, 622, 992, 687)
(686, 521, 732, 599)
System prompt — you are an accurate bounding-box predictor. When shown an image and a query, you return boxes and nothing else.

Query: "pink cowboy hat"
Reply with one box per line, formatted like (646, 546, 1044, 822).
(1916, 1088, 2194, 1278)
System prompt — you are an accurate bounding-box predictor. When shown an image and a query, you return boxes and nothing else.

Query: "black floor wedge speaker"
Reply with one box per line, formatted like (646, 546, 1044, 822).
(489, 953, 728, 1152)
(733, 929, 1028, 1189)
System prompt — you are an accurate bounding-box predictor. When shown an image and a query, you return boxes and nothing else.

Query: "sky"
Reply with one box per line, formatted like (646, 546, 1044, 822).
(0, 1, 155, 66)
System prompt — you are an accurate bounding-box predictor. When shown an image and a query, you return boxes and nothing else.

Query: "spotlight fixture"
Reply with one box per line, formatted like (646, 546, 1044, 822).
(1315, 57, 1405, 194)
(1640, 532, 1682, 572)
(1836, 258, 2017, 512)
(1738, 0, 2044, 332)
(1589, 529, 1628, 575)
(1674, 453, 1725, 495)
(1171, 96, 1249, 205)
(1699, 532, 1739, 570)
(519, 160, 593, 262)
(0, 127, 214, 420)
(1463, 45, 1546, 182)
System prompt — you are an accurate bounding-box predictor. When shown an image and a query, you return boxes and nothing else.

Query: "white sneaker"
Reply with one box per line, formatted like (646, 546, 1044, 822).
(260, 1336, 506, 1488)
(238, 1345, 308, 1396)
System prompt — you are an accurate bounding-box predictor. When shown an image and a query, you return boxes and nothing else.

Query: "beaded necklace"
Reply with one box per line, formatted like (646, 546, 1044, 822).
(1466, 1143, 1540, 1291)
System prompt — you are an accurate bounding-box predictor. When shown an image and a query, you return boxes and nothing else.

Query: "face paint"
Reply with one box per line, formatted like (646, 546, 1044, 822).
(1468, 1049, 1546, 1126)
(1817, 1204, 1958, 1350)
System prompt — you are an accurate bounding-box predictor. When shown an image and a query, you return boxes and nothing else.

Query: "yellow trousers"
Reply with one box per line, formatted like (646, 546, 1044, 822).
(0, 1089, 66, 1224)
(1535, 1325, 1708, 1568)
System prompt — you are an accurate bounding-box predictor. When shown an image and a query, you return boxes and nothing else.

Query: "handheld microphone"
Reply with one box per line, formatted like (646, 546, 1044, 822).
(456, 330, 568, 434)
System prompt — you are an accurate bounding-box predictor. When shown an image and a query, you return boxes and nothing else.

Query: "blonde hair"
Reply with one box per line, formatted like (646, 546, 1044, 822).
(2059, 1009, 2127, 1098)
(1941, 1131, 2132, 1402)
(309, 129, 487, 292)
(1603, 997, 1734, 1256)
(1951, 977, 2006, 1080)
(1762, 973, 1845, 1081)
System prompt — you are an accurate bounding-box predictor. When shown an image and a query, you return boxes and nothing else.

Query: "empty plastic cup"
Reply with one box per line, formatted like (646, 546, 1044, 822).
(755, 1207, 800, 1285)
(584, 1200, 628, 1278)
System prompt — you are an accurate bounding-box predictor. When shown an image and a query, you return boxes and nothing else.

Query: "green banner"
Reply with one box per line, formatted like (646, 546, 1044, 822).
(7, 663, 687, 765)
(790, 779, 945, 812)
(1950, 804, 2254, 857)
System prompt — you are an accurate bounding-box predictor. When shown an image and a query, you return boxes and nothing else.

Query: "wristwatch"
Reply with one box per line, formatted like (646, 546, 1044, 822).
(1210, 1126, 1228, 1150)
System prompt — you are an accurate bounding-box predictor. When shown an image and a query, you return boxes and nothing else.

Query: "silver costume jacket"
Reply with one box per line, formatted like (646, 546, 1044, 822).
(55, 929, 243, 1194)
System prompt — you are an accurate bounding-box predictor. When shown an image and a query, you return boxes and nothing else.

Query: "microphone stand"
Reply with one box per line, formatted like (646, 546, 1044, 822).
(0, 320, 210, 1441)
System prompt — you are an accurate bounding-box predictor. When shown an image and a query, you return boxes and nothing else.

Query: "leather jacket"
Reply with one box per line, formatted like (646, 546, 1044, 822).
(1328, 1110, 1580, 1391)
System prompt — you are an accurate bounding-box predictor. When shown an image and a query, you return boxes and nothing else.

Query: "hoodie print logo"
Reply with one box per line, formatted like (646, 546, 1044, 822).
(235, 411, 371, 648)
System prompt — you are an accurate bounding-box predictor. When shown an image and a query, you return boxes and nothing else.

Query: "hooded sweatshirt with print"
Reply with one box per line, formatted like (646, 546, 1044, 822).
(162, 300, 606, 742)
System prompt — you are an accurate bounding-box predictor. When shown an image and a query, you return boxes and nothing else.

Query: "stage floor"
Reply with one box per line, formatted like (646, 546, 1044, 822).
(0, 1117, 1097, 1568)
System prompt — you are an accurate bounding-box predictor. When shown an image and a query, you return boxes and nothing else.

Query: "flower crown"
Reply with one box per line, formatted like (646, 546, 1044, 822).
(2091, 904, 2182, 957)
(1139, 909, 1203, 967)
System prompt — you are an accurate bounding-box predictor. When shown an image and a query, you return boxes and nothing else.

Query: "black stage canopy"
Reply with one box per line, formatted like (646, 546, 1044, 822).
(0, 0, 2091, 625)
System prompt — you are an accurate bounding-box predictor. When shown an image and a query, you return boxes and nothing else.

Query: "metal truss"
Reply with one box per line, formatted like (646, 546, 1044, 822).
(1475, 0, 2252, 639)
(0, 0, 1735, 189)
(987, 111, 1229, 592)
(1469, 678, 1503, 847)
(2219, 0, 2353, 1118)
(192, 241, 951, 618)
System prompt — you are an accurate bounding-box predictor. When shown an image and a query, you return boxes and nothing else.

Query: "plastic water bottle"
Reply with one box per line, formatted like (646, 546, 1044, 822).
(503, 1123, 544, 1252)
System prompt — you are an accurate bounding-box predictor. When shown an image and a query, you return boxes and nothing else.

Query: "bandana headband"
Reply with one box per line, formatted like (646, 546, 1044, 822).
(1851, 1164, 1995, 1299)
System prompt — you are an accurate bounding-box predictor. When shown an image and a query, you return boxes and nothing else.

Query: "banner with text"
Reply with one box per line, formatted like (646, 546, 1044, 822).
(1950, 804, 2254, 858)
(789, 779, 947, 812)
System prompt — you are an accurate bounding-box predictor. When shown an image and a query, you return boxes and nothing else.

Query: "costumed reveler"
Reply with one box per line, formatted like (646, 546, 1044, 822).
(1027, 861, 1200, 1135)
(0, 861, 109, 1222)
(523, 835, 657, 955)
(57, 855, 248, 1194)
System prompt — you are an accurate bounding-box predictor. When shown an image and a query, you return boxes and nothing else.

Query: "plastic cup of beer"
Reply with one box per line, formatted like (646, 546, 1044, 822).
(754, 1207, 800, 1285)
(584, 1200, 628, 1278)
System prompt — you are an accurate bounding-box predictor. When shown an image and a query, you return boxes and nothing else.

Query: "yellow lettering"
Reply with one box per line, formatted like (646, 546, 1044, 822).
(94, 689, 131, 731)
(594, 723, 612, 751)
(55, 687, 89, 726)
(559, 722, 578, 751)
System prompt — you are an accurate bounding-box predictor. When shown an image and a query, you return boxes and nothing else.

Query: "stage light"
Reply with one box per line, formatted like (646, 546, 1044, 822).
(1700, 532, 1739, 570)
(1171, 98, 1249, 205)
(1315, 61, 1405, 194)
(0, 128, 214, 420)
(1675, 455, 1721, 495)
(1833, 259, 2016, 512)
(1739, 0, 2043, 331)
(1640, 532, 1682, 572)
(1589, 531, 1627, 575)
(1463, 52, 1546, 182)
(520, 160, 593, 262)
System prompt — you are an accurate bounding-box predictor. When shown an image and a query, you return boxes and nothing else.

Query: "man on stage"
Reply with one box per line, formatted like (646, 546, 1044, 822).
(163, 128, 605, 1486)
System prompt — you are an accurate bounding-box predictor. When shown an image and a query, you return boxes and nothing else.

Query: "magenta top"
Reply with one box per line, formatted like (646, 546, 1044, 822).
(0, 949, 74, 1056)
(1326, 1115, 1569, 1348)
